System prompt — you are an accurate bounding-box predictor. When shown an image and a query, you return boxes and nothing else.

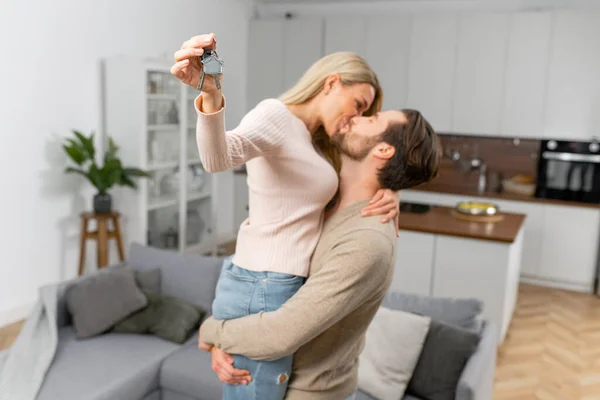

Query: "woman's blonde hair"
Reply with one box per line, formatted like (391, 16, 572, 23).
(279, 52, 383, 176)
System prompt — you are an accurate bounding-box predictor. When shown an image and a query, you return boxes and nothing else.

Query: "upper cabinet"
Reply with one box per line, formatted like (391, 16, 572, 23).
(453, 13, 510, 135)
(406, 15, 459, 132)
(501, 11, 552, 139)
(249, 10, 600, 140)
(324, 17, 367, 56)
(282, 18, 324, 90)
(544, 11, 600, 141)
(364, 16, 412, 110)
(247, 19, 285, 110)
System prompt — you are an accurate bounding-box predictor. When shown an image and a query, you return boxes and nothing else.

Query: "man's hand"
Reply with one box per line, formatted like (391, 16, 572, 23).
(198, 339, 213, 352)
(211, 347, 252, 385)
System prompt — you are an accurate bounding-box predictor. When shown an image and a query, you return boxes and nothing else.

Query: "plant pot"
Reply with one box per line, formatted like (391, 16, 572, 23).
(93, 193, 112, 214)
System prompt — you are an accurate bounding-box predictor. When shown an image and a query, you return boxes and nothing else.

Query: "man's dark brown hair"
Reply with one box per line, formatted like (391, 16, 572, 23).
(377, 109, 442, 191)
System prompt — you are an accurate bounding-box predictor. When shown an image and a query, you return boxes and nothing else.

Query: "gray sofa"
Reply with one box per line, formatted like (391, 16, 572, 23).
(31, 242, 496, 400)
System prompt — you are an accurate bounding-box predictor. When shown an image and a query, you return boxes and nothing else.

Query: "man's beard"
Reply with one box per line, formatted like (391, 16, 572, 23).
(331, 132, 379, 161)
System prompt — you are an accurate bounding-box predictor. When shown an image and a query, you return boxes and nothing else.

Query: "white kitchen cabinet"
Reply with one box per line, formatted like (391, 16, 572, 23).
(405, 190, 546, 280)
(492, 199, 545, 278)
(392, 231, 434, 296)
(453, 13, 510, 135)
(538, 205, 600, 291)
(365, 16, 412, 110)
(407, 189, 600, 292)
(282, 18, 324, 90)
(433, 230, 524, 344)
(406, 14, 459, 132)
(438, 193, 547, 279)
(501, 11, 553, 139)
(544, 11, 600, 141)
(399, 189, 441, 205)
(248, 19, 285, 110)
(324, 16, 367, 57)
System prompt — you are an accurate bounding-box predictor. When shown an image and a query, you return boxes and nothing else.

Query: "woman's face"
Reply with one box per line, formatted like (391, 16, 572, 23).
(319, 77, 376, 137)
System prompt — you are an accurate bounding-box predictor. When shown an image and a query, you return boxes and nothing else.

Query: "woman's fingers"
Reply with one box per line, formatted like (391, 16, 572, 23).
(173, 47, 203, 63)
(368, 189, 384, 205)
(182, 33, 216, 50)
(170, 59, 190, 79)
(361, 205, 393, 217)
(381, 209, 396, 223)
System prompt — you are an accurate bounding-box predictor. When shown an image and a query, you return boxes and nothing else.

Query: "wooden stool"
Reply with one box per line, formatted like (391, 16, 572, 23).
(78, 211, 125, 275)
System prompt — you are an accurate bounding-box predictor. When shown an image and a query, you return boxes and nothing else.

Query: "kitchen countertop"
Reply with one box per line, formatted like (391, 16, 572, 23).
(398, 204, 526, 243)
(415, 183, 600, 209)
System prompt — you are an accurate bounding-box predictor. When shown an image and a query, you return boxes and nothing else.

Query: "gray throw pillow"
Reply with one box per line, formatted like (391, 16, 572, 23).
(358, 307, 430, 400)
(111, 291, 162, 334)
(406, 319, 481, 400)
(112, 291, 205, 344)
(134, 268, 162, 293)
(151, 294, 205, 344)
(383, 292, 483, 332)
(66, 267, 148, 339)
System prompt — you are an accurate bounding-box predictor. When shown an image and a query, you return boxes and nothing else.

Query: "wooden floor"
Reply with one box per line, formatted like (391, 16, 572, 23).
(2, 283, 600, 399)
(495, 284, 600, 400)
(0, 319, 24, 351)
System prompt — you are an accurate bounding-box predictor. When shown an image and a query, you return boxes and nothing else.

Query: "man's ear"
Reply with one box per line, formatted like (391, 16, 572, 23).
(372, 143, 395, 160)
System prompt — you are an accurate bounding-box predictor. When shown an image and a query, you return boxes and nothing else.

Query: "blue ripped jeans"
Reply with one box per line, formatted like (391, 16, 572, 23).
(211, 256, 305, 400)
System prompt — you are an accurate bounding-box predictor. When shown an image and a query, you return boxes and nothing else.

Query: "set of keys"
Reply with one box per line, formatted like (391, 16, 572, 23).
(197, 49, 224, 92)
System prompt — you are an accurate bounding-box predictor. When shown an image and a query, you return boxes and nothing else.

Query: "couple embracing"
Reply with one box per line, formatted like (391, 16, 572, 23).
(170, 32, 442, 400)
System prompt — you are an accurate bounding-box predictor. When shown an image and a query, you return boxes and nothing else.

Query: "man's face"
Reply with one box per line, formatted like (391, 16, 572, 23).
(331, 110, 407, 161)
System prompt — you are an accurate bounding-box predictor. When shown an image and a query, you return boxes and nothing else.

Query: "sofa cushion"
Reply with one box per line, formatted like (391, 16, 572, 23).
(406, 319, 481, 400)
(151, 293, 205, 344)
(160, 342, 223, 400)
(128, 242, 224, 315)
(358, 308, 430, 400)
(65, 266, 148, 339)
(135, 268, 162, 293)
(383, 292, 483, 332)
(143, 390, 161, 400)
(111, 291, 163, 335)
(162, 390, 199, 400)
(36, 327, 180, 400)
(112, 291, 205, 344)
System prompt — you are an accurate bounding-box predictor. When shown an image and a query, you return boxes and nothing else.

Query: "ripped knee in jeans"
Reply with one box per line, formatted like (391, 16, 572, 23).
(277, 373, 289, 385)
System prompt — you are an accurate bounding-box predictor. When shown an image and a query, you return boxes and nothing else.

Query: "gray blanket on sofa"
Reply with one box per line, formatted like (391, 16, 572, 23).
(0, 284, 59, 400)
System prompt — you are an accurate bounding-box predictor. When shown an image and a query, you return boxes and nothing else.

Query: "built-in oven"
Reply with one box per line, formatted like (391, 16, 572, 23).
(535, 139, 600, 204)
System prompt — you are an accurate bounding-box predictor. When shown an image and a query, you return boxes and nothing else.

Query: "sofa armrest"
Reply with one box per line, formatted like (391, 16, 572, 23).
(455, 321, 498, 400)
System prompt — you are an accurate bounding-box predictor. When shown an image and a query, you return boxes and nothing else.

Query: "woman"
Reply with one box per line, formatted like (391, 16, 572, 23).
(171, 33, 399, 400)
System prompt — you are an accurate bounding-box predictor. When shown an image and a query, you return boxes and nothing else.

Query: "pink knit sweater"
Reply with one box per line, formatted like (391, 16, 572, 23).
(195, 96, 339, 277)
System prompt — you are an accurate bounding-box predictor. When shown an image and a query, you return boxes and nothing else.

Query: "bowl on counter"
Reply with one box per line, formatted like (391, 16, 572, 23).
(455, 201, 499, 216)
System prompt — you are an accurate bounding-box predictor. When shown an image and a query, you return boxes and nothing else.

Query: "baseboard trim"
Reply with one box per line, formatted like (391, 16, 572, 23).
(0, 302, 35, 329)
(520, 276, 593, 294)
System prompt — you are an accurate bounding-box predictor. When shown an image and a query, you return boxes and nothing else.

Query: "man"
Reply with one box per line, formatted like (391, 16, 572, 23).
(199, 109, 442, 399)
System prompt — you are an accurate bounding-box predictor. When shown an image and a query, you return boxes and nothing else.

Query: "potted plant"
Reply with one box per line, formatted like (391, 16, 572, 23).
(62, 130, 150, 213)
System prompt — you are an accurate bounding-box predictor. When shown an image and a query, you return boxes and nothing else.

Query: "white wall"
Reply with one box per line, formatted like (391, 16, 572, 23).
(0, 0, 250, 327)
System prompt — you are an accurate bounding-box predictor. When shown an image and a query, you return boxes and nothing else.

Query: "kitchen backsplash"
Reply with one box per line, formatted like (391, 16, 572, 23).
(427, 134, 541, 193)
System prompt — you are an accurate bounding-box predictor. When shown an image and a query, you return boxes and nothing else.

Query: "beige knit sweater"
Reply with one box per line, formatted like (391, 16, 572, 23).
(200, 200, 397, 399)
(195, 95, 338, 277)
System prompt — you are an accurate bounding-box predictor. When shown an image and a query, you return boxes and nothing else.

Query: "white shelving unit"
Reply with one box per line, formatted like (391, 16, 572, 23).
(103, 56, 217, 256)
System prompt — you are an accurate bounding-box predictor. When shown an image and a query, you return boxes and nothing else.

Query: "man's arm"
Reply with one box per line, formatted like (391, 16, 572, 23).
(200, 229, 394, 361)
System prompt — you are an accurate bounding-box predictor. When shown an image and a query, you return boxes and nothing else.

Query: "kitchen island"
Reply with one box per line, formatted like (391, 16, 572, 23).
(394, 204, 526, 344)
